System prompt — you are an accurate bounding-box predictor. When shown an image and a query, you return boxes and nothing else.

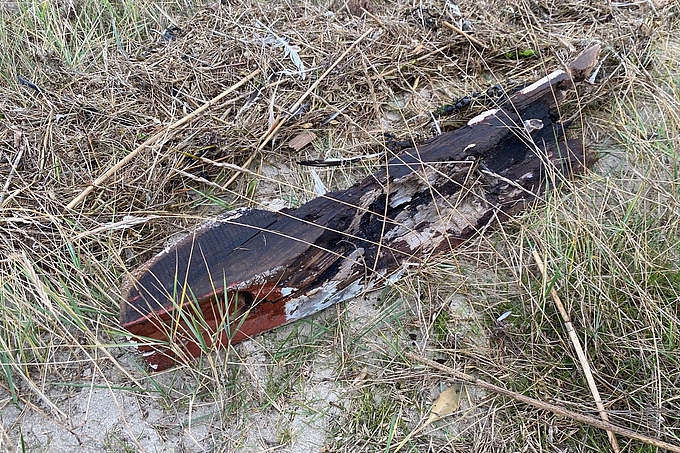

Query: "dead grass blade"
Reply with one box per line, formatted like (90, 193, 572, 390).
(222, 27, 376, 188)
(442, 21, 486, 49)
(65, 68, 261, 211)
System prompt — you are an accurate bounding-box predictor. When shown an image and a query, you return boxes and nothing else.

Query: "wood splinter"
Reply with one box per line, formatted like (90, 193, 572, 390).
(121, 46, 600, 371)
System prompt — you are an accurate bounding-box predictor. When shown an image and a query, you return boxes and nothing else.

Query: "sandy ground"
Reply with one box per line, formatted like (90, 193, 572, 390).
(1, 284, 487, 452)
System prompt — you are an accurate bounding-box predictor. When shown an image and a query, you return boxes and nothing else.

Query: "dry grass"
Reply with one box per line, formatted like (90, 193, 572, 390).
(1, 0, 679, 452)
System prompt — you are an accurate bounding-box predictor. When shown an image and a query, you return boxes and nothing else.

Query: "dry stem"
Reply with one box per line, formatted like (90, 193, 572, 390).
(442, 21, 486, 49)
(406, 352, 680, 453)
(532, 248, 620, 452)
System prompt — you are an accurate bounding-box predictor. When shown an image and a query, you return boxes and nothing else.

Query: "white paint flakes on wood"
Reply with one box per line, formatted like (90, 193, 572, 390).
(467, 108, 499, 126)
(284, 249, 366, 321)
(284, 279, 365, 321)
(518, 69, 564, 95)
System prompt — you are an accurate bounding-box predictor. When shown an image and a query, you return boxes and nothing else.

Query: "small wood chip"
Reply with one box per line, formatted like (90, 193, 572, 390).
(288, 130, 317, 152)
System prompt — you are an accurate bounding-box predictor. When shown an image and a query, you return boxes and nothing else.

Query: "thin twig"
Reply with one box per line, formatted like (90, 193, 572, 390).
(531, 248, 621, 453)
(362, 8, 387, 29)
(221, 28, 375, 189)
(65, 69, 261, 210)
(442, 21, 486, 49)
(379, 43, 453, 78)
(406, 352, 680, 452)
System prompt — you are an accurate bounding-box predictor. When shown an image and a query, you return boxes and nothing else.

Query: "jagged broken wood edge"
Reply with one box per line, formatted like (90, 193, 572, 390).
(120, 45, 600, 370)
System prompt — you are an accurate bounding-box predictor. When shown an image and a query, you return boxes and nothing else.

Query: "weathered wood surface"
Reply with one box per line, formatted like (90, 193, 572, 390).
(121, 46, 599, 370)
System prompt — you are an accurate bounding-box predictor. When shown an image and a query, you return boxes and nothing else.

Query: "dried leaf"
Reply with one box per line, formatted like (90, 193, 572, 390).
(424, 385, 461, 426)
(353, 366, 368, 384)
(393, 384, 461, 452)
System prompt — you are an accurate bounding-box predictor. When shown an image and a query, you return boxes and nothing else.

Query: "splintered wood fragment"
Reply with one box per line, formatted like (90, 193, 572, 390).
(288, 130, 317, 152)
(120, 47, 599, 371)
(568, 44, 601, 81)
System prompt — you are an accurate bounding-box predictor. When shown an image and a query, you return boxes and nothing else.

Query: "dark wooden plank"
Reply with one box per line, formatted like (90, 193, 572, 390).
(121, 46, 599, 370)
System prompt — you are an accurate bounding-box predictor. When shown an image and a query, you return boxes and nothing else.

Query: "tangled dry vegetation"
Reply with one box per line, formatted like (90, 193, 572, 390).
(0, 0, 679, 452)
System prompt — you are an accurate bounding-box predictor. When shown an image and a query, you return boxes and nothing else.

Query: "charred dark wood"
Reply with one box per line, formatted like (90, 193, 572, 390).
(121, 46, 599, 370)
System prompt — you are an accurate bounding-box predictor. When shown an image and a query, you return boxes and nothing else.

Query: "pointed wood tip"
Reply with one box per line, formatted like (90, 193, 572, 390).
(568, 44, 601, 81)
